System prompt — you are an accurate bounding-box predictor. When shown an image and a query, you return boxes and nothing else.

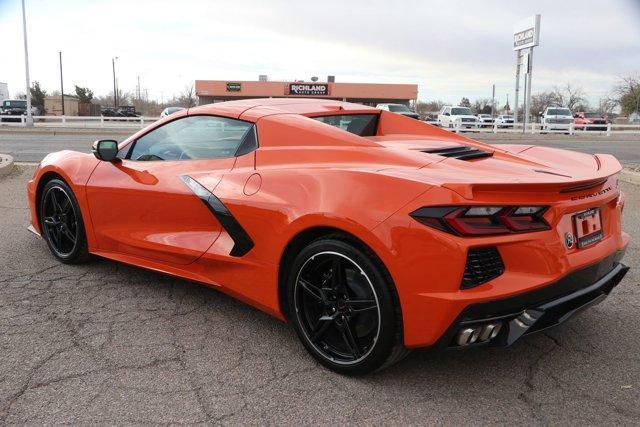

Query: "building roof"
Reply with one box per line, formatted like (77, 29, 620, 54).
(195, 80, 418, 101)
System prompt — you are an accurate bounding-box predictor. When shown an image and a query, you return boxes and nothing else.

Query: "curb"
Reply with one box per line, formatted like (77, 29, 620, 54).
(0, 154, 15, 178)
(620, 169, 640, 185)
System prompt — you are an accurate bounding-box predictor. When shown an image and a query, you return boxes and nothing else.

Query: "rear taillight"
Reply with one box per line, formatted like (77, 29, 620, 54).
(410, 205, 550, 236)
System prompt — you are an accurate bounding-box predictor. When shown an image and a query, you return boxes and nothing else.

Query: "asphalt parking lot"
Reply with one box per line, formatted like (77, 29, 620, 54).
(0, 164, 638, 424)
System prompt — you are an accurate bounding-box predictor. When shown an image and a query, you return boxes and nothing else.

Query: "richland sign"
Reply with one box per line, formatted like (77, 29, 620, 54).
(513, 14, 541, 51)
(288, 83, 329, 96)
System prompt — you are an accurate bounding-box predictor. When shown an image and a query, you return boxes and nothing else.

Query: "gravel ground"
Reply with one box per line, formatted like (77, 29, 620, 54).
(0, 165, 638, 424)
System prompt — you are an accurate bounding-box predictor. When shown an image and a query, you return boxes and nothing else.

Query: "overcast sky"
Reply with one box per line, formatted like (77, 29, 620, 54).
(1, 0, 639, 107)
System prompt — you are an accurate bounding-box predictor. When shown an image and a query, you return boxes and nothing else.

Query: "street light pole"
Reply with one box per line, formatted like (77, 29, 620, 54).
(21, 0, 33, 126)
(112, 57, 118, 108)
(59, 51, 65, 116)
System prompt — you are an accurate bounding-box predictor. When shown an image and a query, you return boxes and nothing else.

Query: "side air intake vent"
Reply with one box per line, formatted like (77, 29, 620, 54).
(422, 146, 492, 160)
(461, 247, 505, 289)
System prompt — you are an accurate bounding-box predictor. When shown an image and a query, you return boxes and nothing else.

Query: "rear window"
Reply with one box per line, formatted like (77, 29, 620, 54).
(3, 100, 26, 109)
(583, 112, 601, 118)
(388, 104, 411, 113)
(547, 108, 572, 116)
(313, 114, 378, 137)
(451, 107, 473, 115)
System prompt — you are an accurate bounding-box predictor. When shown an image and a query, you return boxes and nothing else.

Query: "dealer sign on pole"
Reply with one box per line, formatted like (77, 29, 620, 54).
(512, 14, 540, 131)
(513, 15, 540, 51)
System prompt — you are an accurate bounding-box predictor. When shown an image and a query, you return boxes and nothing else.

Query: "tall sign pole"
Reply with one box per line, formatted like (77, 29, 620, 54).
(524, 48, 534, 133)
(513, 15, 541, 130)
(491, 84, 496, 117)
(112, 57, 118, 108)
(514, 50, 521, 124)
(59, 51, 65, 116)
(21, 0, 33, 126)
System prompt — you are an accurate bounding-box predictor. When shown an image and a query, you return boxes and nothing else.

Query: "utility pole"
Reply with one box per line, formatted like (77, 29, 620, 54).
(112, 57, 118, 108)
(59, 51, 65, 115)
(21, 0, 33, 126)
(137, 75, 141, 100)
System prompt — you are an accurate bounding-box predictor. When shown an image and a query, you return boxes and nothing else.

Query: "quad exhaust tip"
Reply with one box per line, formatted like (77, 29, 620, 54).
(455, 323, 502, 346)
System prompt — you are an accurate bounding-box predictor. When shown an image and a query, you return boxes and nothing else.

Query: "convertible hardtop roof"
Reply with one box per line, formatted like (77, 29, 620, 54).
(188, 98, 378, 121)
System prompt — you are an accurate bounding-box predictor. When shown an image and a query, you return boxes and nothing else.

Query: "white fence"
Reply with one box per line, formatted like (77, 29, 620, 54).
(2, 115, 640, 135)
(0, 115, 159, 128)
(424, 120, 640, 136)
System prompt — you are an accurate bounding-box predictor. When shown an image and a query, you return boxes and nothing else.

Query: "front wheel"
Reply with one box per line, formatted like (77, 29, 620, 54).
(39, 179, 90, 264)
(286, 237, 407, 375)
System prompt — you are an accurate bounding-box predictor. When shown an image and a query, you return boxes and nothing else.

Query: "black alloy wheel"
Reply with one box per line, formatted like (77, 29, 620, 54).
(39, 179, 90, 263)
(287, 237, 407, 375)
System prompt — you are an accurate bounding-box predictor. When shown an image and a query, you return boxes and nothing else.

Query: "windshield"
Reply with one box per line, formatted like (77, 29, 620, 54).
(583, 112, 601, 118)
(547, 108, 572, 116)
(479, 114, 491, 118)
(451, 107, 473, 115)
(313, 114, 378, 136)
(3, 100, 27, 109)
(388, 104, 412, 113)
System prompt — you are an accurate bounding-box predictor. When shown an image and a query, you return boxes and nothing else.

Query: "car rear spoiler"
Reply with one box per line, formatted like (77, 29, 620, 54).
(442, 154, 622, 199)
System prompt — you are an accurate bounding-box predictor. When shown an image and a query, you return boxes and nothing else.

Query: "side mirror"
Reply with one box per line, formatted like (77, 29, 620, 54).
(92, 139, 119, 162)
(444, 112, 450, 116)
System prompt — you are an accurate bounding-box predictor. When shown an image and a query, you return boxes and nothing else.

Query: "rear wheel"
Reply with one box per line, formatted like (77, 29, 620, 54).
(286, 237, 407, 375)
(39, 179, 90, 264)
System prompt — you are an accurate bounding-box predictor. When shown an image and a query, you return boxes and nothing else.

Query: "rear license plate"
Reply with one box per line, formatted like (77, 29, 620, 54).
(573, 207, 603, 248)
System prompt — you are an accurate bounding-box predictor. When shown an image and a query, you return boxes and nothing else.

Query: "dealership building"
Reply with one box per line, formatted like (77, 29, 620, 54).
(195, 78, 418, 106)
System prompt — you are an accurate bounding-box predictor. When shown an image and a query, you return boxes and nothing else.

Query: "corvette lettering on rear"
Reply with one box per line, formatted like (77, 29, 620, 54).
(570, 186, 612, 201)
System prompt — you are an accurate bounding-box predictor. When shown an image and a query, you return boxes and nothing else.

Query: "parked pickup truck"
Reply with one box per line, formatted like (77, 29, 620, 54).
(1, 99, 27, 122)
(541, 107, 574, 132)
(574, 112, 607, 131)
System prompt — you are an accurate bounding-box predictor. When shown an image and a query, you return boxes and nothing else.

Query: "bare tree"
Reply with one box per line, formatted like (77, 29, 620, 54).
(472, 98, 492, 114)
(416, 100, 445, 116)
(178, 84, 196, 108)
(530, 91, 562, 117)
(95, 90, 132, 109)
(553, 83, 587, 110)
(598, 94, 618, 117)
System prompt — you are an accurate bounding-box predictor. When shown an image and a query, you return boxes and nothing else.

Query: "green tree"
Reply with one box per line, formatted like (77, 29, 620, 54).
(615, 75, 640, 116)
(74, 85, 94, 103)
(29, 81, 46, 109)
(459, 97, 471, 108)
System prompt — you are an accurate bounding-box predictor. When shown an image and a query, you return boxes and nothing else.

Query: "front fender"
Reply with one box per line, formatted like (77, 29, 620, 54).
(28, 151, 101, 247)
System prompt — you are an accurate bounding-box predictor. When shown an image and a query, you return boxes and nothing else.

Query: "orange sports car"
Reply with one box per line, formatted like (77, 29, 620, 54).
(27, 99, 629, 375)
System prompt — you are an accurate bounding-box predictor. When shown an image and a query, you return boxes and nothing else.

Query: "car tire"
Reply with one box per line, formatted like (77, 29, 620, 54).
(39, 179, 90, 264)
(286, 236, 408, 375)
